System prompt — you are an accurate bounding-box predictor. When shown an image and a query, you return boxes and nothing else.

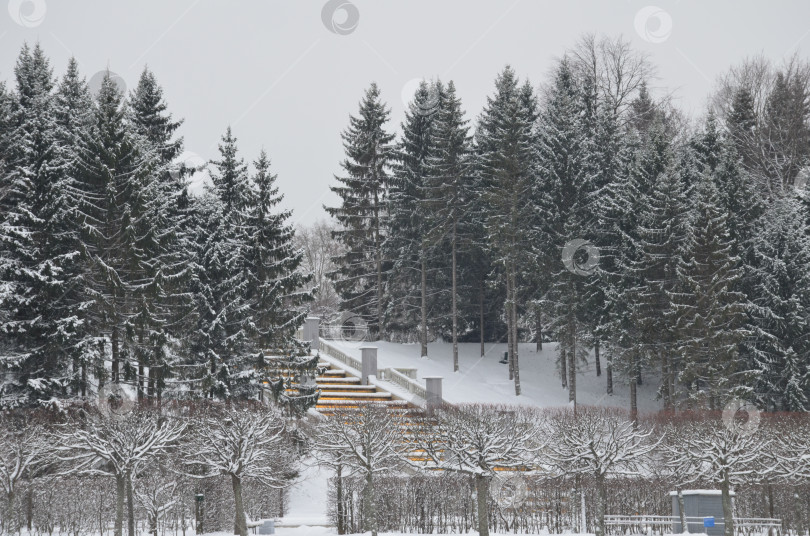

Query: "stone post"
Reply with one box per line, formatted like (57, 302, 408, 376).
(360, 346, 378, 385)
(303, 317, 320, 350)
(424, 376, 443, 415)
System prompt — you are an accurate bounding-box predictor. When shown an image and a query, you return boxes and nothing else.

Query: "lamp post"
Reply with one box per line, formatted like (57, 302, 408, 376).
(195, 493, 204, 534)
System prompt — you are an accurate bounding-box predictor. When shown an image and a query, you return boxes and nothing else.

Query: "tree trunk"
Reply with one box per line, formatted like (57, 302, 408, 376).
(560, 349, 568, 389)
(568, 324, 576, 407)
(721, 478, 735, 536)
(594, 338, 601, 376)
(475, 473, 491, 536)
(506, 266, 514, 381)
(26, 487, 33, 531)
(596, 474, 607, 536)
(661, 351, 671, 409)
(148, 361, 155, 399)
(138, 359, 145, 402)
(512, 274, 521, 396)
(567, 282, 576, 407)
(126, 470, 135, 536)
(420, 255, 428, 358)
(375, 194, 383, 341)
(336, 464, 345, 535)
(606, 354, 613, 395)
(112, 326, 120, 384)
(536, 307, 543, 351)
(363, 470, 377, 536)
(480, 281, 485, 357)
(81, 360, 87, 397)
(231, 474, 248, 536)
(115, 473, 125, 536)
(6, 489, 14, 535)
(630, 376, 638, 422)
(451, 221, 459, 372)
(677, 488, 688, 533)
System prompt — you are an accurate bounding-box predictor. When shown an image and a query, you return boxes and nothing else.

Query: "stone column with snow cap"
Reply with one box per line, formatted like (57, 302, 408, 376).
(303, 317, 320, 350)
(424, 376, 443, 415)
(360, 346, 377, 385)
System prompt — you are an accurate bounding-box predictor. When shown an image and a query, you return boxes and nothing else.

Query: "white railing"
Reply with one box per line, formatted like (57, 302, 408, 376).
(319, 340, 362, 371)
(318, 338, 450, 408)
(604, 515, 782, 535)
(379, 367, 428, 400)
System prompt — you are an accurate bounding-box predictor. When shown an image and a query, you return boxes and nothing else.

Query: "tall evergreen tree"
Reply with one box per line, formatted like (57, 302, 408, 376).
(423, 81, 474, 372)
(385, 80, 441, 354)
(190, 127, 255, 398)
(71, 71, 157, 390)
(326, 83, 395, 338)
(478, 67, 538, 395)
(746, 196, 810, 411)
(0, 44, 87, 406)
(245, 149, 313, 351)
(538, 60, 591, 406)
(671, 175, 749, 409)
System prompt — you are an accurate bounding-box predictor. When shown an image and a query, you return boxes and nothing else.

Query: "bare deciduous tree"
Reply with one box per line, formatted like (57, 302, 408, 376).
(183, 405, 295, 536)
(54, 409, 186, 536)
(411, 404, 539, 536)
(313, 403, 404, 536)
(543, 407, 660, 536)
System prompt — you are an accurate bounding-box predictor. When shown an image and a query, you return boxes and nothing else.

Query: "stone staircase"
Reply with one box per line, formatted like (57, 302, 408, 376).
(313, 359, 417, 416)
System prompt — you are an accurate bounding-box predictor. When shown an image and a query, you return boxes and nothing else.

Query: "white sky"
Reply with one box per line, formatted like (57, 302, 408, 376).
(2, 0, 809, 225)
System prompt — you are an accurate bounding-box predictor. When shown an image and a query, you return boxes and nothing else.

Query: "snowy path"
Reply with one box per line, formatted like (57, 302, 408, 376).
(276, 459, 332, 531)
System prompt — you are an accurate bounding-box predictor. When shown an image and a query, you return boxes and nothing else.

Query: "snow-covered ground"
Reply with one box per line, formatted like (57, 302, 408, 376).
(277, 459, 331, 529)
(326, 340, 661, 413)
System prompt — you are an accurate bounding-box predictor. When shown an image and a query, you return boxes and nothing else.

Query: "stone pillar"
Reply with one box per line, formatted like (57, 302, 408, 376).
(424, 376, 443, 415)
(303, 317, 320, 349)
(360, 346, 378, 385)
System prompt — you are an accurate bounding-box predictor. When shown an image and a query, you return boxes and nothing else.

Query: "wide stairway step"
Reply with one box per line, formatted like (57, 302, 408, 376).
(316, 376, 360, 384)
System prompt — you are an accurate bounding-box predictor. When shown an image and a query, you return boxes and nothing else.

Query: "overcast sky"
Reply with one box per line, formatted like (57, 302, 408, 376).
(2, 0, 810, 225)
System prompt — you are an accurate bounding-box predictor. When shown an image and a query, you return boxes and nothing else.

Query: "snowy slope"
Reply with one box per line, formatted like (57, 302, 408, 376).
(326, 340, 662, 413)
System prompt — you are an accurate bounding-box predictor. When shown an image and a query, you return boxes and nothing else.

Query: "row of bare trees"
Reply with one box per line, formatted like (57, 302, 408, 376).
(4, 402, 810, 536)
(0, 403, 298, 536)
(310, 404, 810, 536)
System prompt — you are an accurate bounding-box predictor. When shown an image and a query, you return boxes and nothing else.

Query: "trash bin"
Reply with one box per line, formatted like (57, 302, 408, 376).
(499, 351, 508, 364)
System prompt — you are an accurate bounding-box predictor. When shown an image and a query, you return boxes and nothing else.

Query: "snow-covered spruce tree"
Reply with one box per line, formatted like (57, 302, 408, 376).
(128, 68, 183, 164)
(244, 149, 312, 352)
(326, 83, 395, 339)
(670, 174, 749, 409)
(631, 160, 688, 408)
(543, 407, 659, 536)
(422, 80, 475, 372)
(606, 121, 675, 416)
(189, 127, 254, 398)
(70, 71, 163, 389)
(51, 57, 96, 397)
(664, 416, 772, 536)
(577, 75, 622, 382)
(746, 196, 810, 410)
(54, 408, 186, 536)
(0, 44, 87, 406)
(385, 80, 441, 354)
(477, 67, 538, 395)
(313, 403, 404, 536)
(537, 59, 592, 406)
(125, 68, 191, 401)
(410, 404, 539, 536)
(0, 417, 49, 533)
(183, 404, 296, 536)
